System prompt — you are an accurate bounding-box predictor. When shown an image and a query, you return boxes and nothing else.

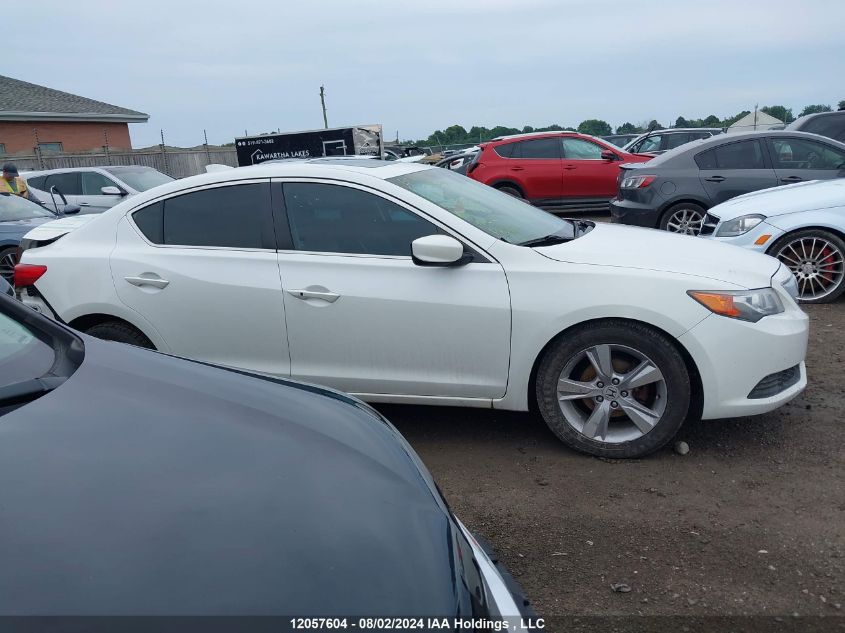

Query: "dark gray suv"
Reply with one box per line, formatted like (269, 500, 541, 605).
(786, 110, 845, 144)
(610, 130, 845, 234)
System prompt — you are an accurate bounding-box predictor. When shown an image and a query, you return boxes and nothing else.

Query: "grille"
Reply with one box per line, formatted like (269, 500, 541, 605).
(699, 213, 719, 236)
(748, 365, 800, 399)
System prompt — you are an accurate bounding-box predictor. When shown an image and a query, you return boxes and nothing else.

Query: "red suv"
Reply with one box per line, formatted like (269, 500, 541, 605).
(467, 132, 652, 213)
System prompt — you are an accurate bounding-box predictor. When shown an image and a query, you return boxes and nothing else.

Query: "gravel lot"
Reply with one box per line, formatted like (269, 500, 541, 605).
(381, 301, 844, 620)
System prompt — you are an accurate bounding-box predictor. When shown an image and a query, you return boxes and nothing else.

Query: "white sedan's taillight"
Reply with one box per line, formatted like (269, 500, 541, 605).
(14, 264, 47, 288)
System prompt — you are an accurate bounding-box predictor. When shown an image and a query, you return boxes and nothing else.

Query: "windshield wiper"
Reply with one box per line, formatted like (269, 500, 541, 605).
(0, 376, 66, 406)
(519, 234, 572, 247)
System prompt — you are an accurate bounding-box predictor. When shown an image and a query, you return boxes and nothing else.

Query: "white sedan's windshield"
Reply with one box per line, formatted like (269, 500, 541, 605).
(388, 168, 573, 244)
(104, 167, 174, 192)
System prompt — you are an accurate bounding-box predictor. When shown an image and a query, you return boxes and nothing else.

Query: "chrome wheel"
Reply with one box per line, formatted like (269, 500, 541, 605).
(556, 344, 667, 444)
(0, 249, 16, 284)
(775, 236, 844, 301)
(665, 208, 705, 235)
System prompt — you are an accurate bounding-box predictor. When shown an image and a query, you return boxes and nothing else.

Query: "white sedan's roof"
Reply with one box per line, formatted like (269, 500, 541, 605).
(122, 160, 430, 208)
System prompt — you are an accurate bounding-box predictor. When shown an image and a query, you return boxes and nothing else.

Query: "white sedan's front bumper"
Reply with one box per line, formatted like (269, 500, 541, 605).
(679, 274, 808, 420)
(701, 220, 785, 253)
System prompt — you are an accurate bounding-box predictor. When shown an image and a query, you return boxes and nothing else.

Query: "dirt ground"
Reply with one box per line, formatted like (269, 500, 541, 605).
(380, 301, 844, 620)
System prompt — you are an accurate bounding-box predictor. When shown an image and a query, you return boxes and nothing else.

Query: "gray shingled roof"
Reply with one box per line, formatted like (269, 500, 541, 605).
(0, 75, 148, 122)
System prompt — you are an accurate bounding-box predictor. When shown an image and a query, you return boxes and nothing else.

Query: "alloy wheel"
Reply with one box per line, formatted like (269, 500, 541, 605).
(0, 250, 16, 285)
(665, 208, 705, 235)
(556, 344, 667, 444)
(775, 237, 844, 301)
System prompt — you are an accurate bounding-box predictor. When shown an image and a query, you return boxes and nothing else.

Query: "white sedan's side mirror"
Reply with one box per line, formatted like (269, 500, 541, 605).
(411, 235, 471, 267)
(101, 186, 126, 196)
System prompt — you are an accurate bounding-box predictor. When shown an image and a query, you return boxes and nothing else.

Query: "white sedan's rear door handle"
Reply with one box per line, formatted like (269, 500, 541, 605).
(125, 275, 170, 289)
(287, 288, 340, 303)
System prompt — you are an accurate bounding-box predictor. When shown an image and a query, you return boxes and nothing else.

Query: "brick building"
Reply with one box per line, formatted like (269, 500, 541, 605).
(0, 75, 148, 156)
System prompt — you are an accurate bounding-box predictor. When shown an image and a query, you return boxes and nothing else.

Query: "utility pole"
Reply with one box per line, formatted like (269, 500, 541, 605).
(203, 129, 211, 163)
(103, 128, 111, 165)
(160, 129, 169, 175)
(319, 85, 328, 129)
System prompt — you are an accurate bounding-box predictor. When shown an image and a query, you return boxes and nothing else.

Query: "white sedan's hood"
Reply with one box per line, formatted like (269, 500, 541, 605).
(536, 223, 780, 288)
(709, 178, 845, 222)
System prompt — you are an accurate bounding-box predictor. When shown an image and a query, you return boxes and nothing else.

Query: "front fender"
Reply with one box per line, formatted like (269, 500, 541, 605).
(497, 261, 727, 411)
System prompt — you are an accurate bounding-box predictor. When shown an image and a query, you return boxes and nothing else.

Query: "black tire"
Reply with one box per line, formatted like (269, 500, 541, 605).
(768, 229, 845, 304)
(495, 184, 523, 199)
(535, 320, 691, 458)
(84, 321, 155, 349)
(659, 202, 707, 234)
(0, 246, 17, 285)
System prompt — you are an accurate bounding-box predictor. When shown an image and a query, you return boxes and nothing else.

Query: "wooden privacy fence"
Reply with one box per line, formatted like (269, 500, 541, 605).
(7, 148, 239, 179)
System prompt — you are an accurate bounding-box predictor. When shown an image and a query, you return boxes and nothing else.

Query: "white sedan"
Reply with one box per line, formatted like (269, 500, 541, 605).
(15, 159, 809, 458)
(700, 178, 845, 303)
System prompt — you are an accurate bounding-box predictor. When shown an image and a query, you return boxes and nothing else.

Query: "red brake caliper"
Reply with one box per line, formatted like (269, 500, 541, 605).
(820, 246, 834, 285)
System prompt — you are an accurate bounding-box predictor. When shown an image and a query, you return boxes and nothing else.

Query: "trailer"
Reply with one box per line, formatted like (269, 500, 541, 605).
(234, 124, 383, 166)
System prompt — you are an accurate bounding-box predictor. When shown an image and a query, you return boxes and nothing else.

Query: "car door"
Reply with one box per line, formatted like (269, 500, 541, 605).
(507, 137, 564, 201)
(42, 172, 83, 212)
(629, 134, 663, 155)
(696, 138, 779, 205)
(109, 180, 290, 376)
(275, 180, 511, 399)
(767, 136, 845, 185)
(79, 170, 124, 213)
(662, 132, 692, 153)
(560, 137, 621, 198)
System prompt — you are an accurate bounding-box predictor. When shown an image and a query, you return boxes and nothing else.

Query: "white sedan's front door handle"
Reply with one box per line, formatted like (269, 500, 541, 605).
(125, 275, 170, 289)
(286, 288, 340, 303)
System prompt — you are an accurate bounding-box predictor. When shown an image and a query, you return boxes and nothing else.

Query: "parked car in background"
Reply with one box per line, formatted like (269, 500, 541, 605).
(700, 178, 845, 303)
(24, 166, 174, 214)
(602, 133, 640, 148)
(0, 193, 78, 284)
(434, 148, 479, 175)
(17, 160, 808, 458)
(786, 109, 845, 143)
(611, 130, 845, 234)
(468, 131, 652, 213)
(623, 128, 723, 156)
(0, 292, 528, 617)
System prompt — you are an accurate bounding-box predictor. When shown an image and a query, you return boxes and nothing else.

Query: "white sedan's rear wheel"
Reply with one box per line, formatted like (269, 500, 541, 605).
(536, 320, 691, 458)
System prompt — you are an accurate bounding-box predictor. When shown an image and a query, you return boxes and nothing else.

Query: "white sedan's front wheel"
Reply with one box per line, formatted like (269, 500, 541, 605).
(770, 229, 845, 304)
(536, 320, 691, 458)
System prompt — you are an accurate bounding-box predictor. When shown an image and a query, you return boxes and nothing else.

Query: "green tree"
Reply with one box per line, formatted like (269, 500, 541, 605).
(615, 122, 640, 134)
(577, 119, 612, 136)
(760, 105, 794, 123)
(702, 115, 721, 127)
(675, 116, 690, 128)
(799, 104, 832, 117)
(646, 119, 663, 131)
(722, 110, 750, 127)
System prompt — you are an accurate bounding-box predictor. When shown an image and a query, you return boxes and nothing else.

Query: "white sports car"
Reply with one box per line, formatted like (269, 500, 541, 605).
(15, 159, 808, 458)
(700, 178, 845, 303)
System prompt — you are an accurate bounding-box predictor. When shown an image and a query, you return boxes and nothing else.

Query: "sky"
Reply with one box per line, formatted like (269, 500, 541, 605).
(8, 0, 844, 148)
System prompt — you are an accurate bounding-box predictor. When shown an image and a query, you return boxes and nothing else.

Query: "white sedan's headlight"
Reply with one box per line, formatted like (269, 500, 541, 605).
(688, 288, 784, 322)
(715, 214, 766, 237)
